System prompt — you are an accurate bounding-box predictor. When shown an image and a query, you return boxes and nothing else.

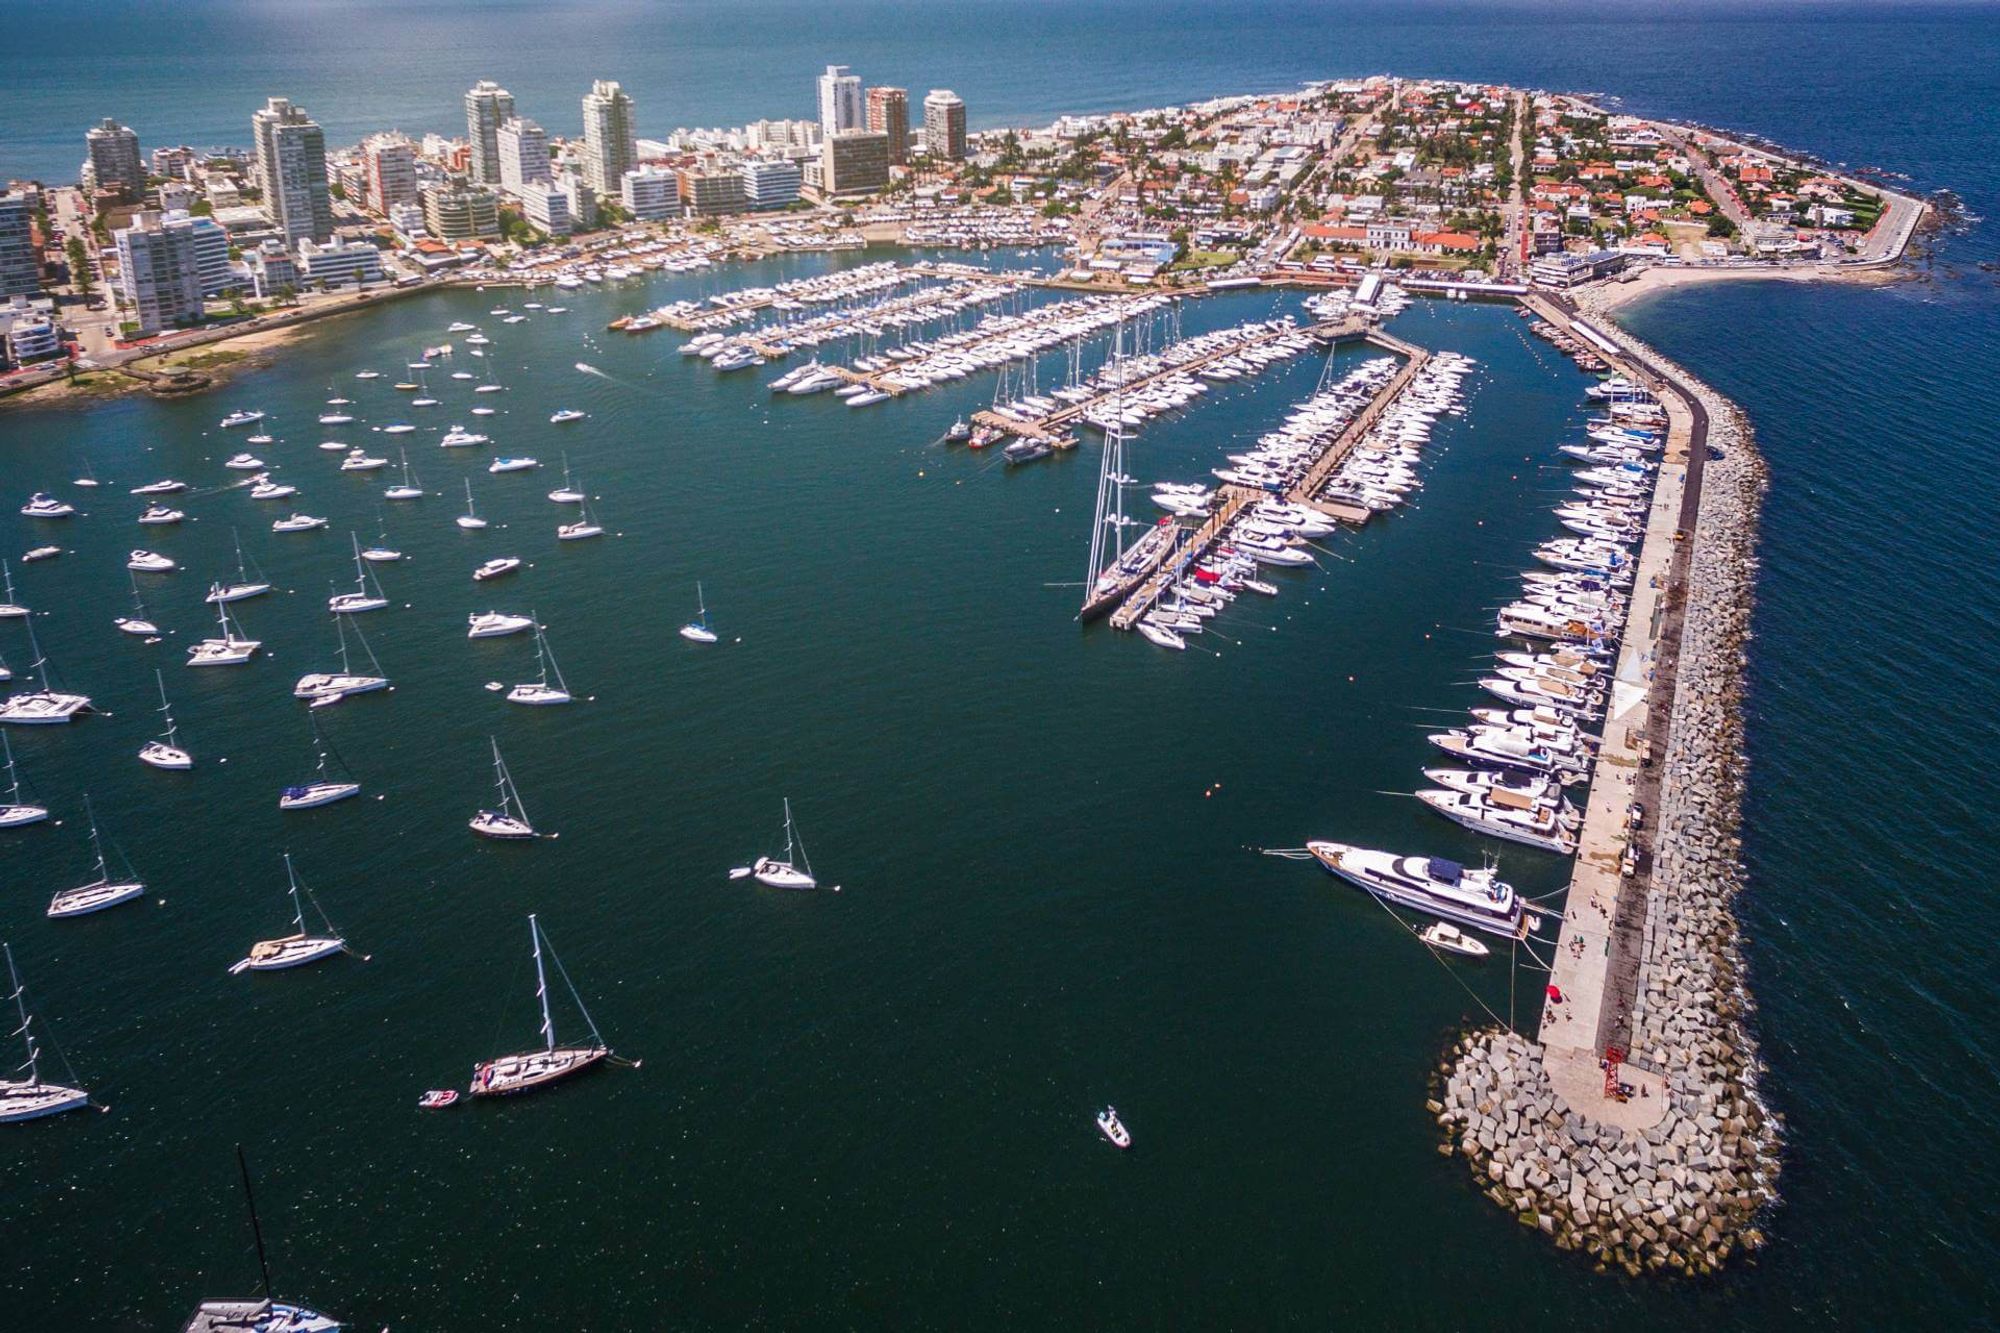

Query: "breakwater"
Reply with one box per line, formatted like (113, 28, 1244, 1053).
(1433, 291, 1779, 1276)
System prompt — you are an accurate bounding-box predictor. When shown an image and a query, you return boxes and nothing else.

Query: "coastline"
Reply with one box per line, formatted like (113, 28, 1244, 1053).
(1582, 260, 1909, 315)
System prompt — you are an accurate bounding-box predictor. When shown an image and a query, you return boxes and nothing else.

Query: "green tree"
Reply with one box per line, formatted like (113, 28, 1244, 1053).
(65, 236, 94, 297)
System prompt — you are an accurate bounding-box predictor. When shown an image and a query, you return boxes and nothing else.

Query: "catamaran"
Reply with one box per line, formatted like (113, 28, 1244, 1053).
(187, 594, 262, 667)
(278, 720, 361, 809)
(0, 944, 91, 1123)
(0, 619, 93, 725)
(180, 1147, 344, 1333)
(679, 583, 718, 643)
(470, 914, 628, 1098)
(47, 796, 145, 918)
(730, 798, 829, 890)
(139, 669, 193, 770)
(470, 738, 539, 839)
(229, 854, 350, 973)
(209, 531, 273, 603)
(0, 732, 49, 827)
(457, 478, 487, 530)
(327, 533, 390, 614)
(507, 619, 571, 705)
(293, 614, 389, 705)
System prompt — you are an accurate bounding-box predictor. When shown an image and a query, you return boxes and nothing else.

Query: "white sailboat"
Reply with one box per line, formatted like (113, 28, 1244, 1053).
(139, 669, 193, 770)
(0, 732, 50, 827)
(278, 720, 361, 809)
(678, 583, 718, 643)
(114, 571, 161, 636)
(181, 1147, 344, 1332)
(293, 614, 389, 705)
(0, 560, 26, 618)
(360, 513, 402, 563)
(187, 593, 262, 667)
(327, 533, 390, 613)
(457, 478, 488, 530)
(229, 854, 350, 973)
(0, 944, 91, 1123)
(731, 798, 831, 890)
(507, 618, 572, 705)
(470, 915, 626, 1097)
(547, 455, 584, 504)
(46, 796, 145, 918)
(470, 738, 539, 839)
(556, 492, 603, 541)
(384, 448, 424, 501)
(207, 532, 272, 603)
(0, 619, 93, 725)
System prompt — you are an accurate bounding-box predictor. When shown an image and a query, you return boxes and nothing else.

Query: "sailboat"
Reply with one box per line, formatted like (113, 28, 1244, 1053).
(187, 593, 262, 666)
(139, 669, 193, 770)
(0, 560, 26, 618)
(384, 448, 424, 501)
(678, 583, 718, 643)
(207, 531, 272, 603)
(180, 1147, 344, 1333)
(293, 614, 389, 705)
(731, 798, 831, 890)
(556, 492, 603, 541)
(229, 854, 350, 973)
(0, 619, 93, 725)
(114, 571, 160, 636)
(470, 915, 627, 1097)
(0, 732, 50, 826)
(360, 513, 402, 563)
(278, 718, 360, 809)
(0, 944, 91, 1122)
(327, 534, 390, 613)
(46, 795, 145, 918)
(457, 478, 488, 530)
(547, 455, 584, 504)
(470, 737, 539, 839)
(507, 618, 572, 705)
(74, 457, 101, 489)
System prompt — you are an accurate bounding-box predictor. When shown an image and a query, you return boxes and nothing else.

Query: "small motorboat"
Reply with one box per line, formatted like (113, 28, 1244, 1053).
(22, 546, 60, 562)
(219, 410, 265, 428)
(130, 479, 187, 496)
(549, 409, 586, 424)
(1096, 1105, 1132, 1149)
(488, 456, 539, 474)
(467, 611, 534, 638)
(273, 513, 329, 533)
(225, 453, 265, 470)
(20, 493, 74, 518)
(419, 1089, 461, 1110)
(1419, 922, 1492, 958)
(245, 433, 274, 446)
(249, 478, 298, 500)
(473, 557, 521, 582)
(136, 504, 185, 525)
(339, 450, 389, 472)
(127, 549, 177, 573)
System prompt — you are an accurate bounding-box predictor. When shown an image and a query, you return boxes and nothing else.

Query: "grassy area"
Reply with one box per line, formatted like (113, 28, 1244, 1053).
(1170, 249, 1242, 272)
(164, 348, 250, 371)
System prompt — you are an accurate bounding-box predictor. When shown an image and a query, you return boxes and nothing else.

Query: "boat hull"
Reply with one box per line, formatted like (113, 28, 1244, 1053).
(0, 1081, 91, 1121)
(470, 1046, 608, 1097)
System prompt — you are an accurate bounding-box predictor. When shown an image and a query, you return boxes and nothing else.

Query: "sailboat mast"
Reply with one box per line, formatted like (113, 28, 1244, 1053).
(83, 793, 106, 878)
(6, 943, 39, 1085)
(2, 733, 20, 803)
(235, 1145, 275, 1303)
(529, 915, 555, 1052)
(283, 854, 304, 932)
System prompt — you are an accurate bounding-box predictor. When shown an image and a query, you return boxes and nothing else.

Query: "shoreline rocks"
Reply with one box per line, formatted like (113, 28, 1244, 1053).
(1433, 291, 1781, 1277)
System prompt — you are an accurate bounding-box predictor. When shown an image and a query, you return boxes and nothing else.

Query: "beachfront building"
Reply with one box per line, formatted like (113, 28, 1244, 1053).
(85, 117, 145, 200)
(251, 97, 333, 245)
(464, 80, 516, 186)
(248, 239, 298, 298)
(151, 145, 195, 181)
(924, 90, 966, 162)
(741, 158, 803, 210)
(295, 237, 384, 288)
(620, 166, 678, 221)
(388, 199, 426, 240)
(113, 211, 206, 335)
(748, 119, 821, 154)
(677, 169, 746, 217)
(497, 117, 552, 196)
(867, 87, 910, 166)
(0, 295, 60, 368)
(422, 182, 501, 241)
(517, 181, 572, 236)
(361, 134, 419, 216)
(821, 129, 890, 197)
(0, 190, 37, 297)
(818, 65, 864, 136)
(581, 80, 637, 197)
(563, 176, 599, 230)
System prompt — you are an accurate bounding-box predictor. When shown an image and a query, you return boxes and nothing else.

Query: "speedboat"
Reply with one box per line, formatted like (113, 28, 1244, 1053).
(250, 480, 298, 499)
(549, 409, 586, 424)
(22, 545, 60, 563)
(136, 504, 185, 525)
(1306, 841, 1524, 939)
(467, 611, 534, 638)
(20, 492, 75, 518)
(473, 557, 521, 582)
(131, 479, 187, 496)
(127, 550, 177, 573)
(273, 513, 328, 533)
(488, 456, 539, 474)
(1418, 922, 1491, 957)
(218, 410, 265, 428)
(225, 453, 265, 470)
(1096, 1106, 1132, 1149)
(419, 1089, 461, 1110)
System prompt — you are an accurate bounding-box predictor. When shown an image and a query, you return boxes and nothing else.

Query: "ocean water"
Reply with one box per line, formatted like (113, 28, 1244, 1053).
(3, 2, 2000, 1327)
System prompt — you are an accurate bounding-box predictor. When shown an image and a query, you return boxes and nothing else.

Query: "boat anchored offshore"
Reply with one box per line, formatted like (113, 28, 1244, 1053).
(467, 610, 533, 639)
(115, 572, 160, 635)
(187, 594, 262, 667)
(47, 796, 146, 919)
(1305, 841, 1524, 939)
(293, 614, 389, 706)
(139, 670, 193, 770)
(679, 583, 718, 643)
(0, 560, 28, 617)
(327, 533, 390, 614)
(1, 943, 91, 1123)
(507, 619, 571, 705)
(209, 530, 273, 603)
(181, 1147, 344, 1333)
(457, 478, 488, 530)
(474, 556, 521, 582)
(230, 854, 352, 974)
(278, 719, 361, 809)
(731, 798, 833, 890)
(471, 914, 631, 1097)
(469, 737, 539, 839)
(1, 732, 50, 827)
(0, 619, 93, 725)
(1096, 1105, 1132, 1149)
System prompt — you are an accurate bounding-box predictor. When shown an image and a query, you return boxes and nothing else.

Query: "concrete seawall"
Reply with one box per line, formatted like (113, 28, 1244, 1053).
(1432, 290, 1779, 1276)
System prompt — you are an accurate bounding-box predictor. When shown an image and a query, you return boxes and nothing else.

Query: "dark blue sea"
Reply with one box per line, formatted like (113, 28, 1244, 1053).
(2, 2, 1999, 1326)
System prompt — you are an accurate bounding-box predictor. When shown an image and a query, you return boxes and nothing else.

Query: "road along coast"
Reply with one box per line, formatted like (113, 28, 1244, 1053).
(1433, 289, 1779, 1276)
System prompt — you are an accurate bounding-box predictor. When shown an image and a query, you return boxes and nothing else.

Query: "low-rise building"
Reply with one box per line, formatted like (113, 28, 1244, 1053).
(620, 166, 678, 221)
(295, 237, 385, 287)
(422, 183, 500, 241)
(677, 169, 745, 217)
(517, 181, 572, 236)
(248, 239, 298, 298)
(0, 294, 60, 367)
(740, 158, 802, 210)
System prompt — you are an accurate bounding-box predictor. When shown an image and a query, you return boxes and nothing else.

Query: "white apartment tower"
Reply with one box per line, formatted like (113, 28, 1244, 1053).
(924, 90, 967, 162)
(497, 117, 552, 197)
(580, 80, 637, 197)
(251, 97, 333, 245)
(464, 80, 516, 186)
(817, 65, 864, 136)
(85, 117, 145, 198)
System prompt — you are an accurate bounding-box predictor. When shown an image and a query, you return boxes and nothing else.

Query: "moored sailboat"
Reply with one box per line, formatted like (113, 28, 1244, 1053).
(139, 669, 194, 770)
(470, 738, 539, 839)
(229, 854, 351, 973)
(470, 915, 630, 1097)
(46, 796, 145, 918)
(0, 943, 91, 1123)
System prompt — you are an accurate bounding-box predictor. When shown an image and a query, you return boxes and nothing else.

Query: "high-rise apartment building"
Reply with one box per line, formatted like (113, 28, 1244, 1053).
(924, 90, 967, 162)
(85, 117, 145, 198)
(361, 134, 419, 216)
(620, 167, 679, 221)
(817, 65, 864, 136)
(251, 97, 332, 245)
(422, 183, 500, 241)
(496, 118, 552, 197)
(866, 87, 910, 166)
(821, 129, 890, 197)
(464, 80, 516, 186)
(114, 211, 206, 334)
(0, 191, 38, 298)
(741, 158, 804, 210)
(580, 80, 637, 197)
